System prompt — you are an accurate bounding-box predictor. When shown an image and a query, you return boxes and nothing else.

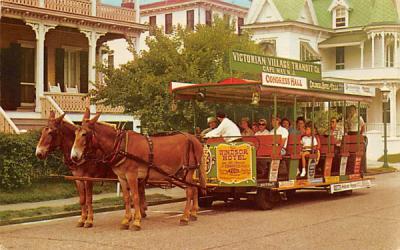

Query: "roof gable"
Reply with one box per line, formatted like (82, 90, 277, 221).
(298, 0, 319, 25)
(246, 0, 283, 24)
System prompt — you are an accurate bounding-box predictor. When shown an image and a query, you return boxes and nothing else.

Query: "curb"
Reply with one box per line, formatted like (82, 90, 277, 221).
(365, 169, 398, 176)
(0, 197, 185, 226)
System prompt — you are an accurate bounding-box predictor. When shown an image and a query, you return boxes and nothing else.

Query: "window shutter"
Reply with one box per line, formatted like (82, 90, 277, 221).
(7, 43, 22, 109)
(55, 48, 65, 92)
(80, 51, 88, 93)
(187, 10, 194, 30)
(165, 13, 173, 34)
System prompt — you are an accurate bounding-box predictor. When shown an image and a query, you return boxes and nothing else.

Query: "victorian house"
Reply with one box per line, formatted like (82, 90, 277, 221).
(244, 0, 400, 159)
(0, 0, 146, 133)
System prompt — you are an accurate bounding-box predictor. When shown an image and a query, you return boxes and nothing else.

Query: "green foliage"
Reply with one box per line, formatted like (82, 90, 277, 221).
(312, 109, 341, 134)
(0, 132, 64, 190)
(92, 18, 262, 133)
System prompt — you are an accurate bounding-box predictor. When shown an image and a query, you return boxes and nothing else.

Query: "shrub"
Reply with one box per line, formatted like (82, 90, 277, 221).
(0, 132, 64, 190)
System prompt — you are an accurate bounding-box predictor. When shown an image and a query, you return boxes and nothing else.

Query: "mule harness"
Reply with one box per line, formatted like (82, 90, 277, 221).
(91, 130, 203, 190)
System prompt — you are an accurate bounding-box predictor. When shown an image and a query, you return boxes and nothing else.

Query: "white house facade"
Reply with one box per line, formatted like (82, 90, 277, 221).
(244, 0, 400, 160)
(106, 0, 249, 65)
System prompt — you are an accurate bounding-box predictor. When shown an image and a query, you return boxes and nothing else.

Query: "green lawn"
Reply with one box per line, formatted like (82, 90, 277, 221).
(0, 178, 116, 205)
(377, 154, 400, 163)
(0, 194, 172, 223)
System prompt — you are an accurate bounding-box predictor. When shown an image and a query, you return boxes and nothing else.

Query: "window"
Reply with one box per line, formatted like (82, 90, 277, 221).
(149, 16, 156, 35)
(386, 42, 394, 67)
(260, 40, 276, 56)
(205, 10, 212, 26)
(238, 17, 244, 35)
(187, 10, 194, 31)
(64, 49, 81, 88)
(335, 47, 344, 69)
(165, 13, 173, 34)
(108, 53, 114, 69)
(300, 41, 320, 62)
(335, 7, 346, 28)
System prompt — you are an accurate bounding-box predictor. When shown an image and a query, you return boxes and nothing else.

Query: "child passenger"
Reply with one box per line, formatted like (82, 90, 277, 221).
(299, 123, 320, 177)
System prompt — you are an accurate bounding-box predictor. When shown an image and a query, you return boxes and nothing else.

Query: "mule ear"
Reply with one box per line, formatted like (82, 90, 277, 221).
(83, 107, 90, 121)
(55, 113, 66, 124)
(49, 110, 56, 119)
(89, 112, 101, 124)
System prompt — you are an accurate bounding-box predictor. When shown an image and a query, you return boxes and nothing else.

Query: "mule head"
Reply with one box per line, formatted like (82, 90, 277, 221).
(71, 113, 101, 162)
(36, 112, 66, 160)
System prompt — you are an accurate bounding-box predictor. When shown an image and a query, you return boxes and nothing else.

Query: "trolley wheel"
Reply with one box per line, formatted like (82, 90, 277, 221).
(255, 188, 278, 210)
(198, 196, 213, 208)
(285, 189, 296, 199)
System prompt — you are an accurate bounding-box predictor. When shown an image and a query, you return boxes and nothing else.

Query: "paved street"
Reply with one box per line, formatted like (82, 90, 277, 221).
(1, 172, 399, 250)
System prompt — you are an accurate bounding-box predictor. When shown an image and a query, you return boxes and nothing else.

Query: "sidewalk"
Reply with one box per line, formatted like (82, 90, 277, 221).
(367, 160, 400, 169)
(0, 187, 185, 212)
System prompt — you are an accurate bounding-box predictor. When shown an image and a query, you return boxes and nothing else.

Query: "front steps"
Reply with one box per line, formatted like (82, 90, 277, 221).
(11, 118, 47, 131)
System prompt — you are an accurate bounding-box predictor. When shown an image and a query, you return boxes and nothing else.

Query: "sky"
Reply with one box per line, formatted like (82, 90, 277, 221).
(102, 0, 251, 8)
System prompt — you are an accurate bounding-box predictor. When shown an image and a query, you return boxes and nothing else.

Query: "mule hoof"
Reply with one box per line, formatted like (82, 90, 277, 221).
(76, 221, 85, 227)
(132, 224, 141, 231)
(142, 212, 147, 219)
(180, 219, 189, 226)
(189, 215, 198, 221)
(84, 222, 93, 228)
(120, 223, 130, 230)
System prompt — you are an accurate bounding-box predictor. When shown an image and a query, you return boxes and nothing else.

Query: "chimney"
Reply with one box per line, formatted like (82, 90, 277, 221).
(121, 0, 134, 8)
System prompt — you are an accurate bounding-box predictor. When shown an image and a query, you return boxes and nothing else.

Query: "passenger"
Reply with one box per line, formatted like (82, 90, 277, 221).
(255, 119, 269, 135)
(281, 118, 291, 130)
(239, 117, 254, 136)
(269, 116, 289, 154)
(345, 105, 365, 135)
(300, 123, 320, 177)
(204, 111, 241, 142)
(324, 117, 343, 147)
(200, 117, 218, 138)
(290, 117, 306, 135)
(251, 122, 259, 134)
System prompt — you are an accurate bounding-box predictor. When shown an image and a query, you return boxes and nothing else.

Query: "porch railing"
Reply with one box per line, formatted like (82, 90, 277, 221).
(44, 92, 125, 114)
(40, 96, 73, 123)
(3, 0, 39, 6)
(366, 123, 400, 137)
(3, 0, 136, 23)
(0, 106, 21, 134)
(45, 0, 91, 16)
(97, 4, 135, 22)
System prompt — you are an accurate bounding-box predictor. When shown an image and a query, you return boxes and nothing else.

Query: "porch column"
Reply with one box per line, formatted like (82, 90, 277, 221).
(360, 42, 364, 69)
(27, 22, 55, 112)
(39, 0, 44, 7)
(390, 83, 397, 137)
(91, 0, 96, 16)
(135, 0, 140, 23)
(81, 30, 104, 90)
(371, 33, 375, 67)
(81, 30, 104, 113)
(394, 32, 399, 67)
(381, 32, 385, 67)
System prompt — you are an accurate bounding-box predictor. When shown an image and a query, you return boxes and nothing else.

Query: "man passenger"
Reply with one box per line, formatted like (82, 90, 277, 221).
(201, 117, 218, 138)
(204, 111, 241, 142)
(269, 116, 289, 155)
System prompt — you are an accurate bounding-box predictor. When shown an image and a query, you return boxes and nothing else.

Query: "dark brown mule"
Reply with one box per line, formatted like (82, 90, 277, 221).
(70, 113, 206, 230)
(35, 111, 147, 228)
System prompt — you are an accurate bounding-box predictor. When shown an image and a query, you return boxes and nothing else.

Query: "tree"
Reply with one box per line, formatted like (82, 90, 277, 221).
(93, 17, 262, 133)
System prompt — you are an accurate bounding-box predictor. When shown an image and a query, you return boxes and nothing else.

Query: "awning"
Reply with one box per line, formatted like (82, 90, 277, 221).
(319, 34, 367, 48)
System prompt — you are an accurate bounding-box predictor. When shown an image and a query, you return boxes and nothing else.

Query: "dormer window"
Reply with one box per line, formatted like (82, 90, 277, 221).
(329, 0, 350, 29)
(335, 7, 346, 27)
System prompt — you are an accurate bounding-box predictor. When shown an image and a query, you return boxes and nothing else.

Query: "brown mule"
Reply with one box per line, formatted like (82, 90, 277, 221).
(70, 113, 207, 230)
(36, 111, 148, 228)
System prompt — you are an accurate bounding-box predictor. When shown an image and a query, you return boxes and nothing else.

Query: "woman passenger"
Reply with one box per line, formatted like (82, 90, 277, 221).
(240, 117, 254, 136)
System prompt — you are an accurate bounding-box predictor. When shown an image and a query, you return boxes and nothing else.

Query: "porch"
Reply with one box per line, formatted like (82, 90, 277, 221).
(0, 0, 146, 133)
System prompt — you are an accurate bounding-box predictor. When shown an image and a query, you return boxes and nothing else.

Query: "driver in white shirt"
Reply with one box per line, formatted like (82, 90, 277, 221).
(204, 111, 241, 142)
